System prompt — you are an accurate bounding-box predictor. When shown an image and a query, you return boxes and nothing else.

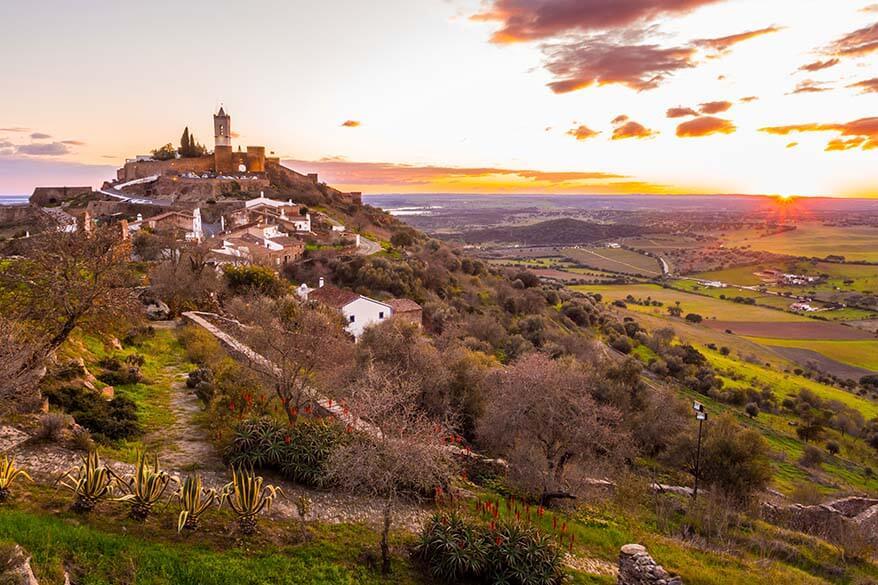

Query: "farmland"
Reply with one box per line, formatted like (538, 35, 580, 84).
(702, 320, 875, 340)
(562, 248, 662, 277)
(721, 223, 878, 262)
(745, 338, 878, 372)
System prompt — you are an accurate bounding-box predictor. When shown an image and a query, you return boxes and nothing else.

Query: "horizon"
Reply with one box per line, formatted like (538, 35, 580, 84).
(1, 0, 876, 197)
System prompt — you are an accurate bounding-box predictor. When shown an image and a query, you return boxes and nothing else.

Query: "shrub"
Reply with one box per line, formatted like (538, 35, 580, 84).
(223, 264, 285, 297)
(609, 335, 632, 354)
(225, 417, 347, 488)
(176, 474, 220, 533)
(414, 513, 565, 585)
(186, 366, 215, 404)
(43, 386, 140, 442)
(36, 413, 69, 442)
(112, 451, 173, 521)
(59, 450, 115, 513)
(799, 445, 824, 468)
(745, 402, 759, 419)
(221, 467, 283, 536)
(0, 456, 31, 503)
(826, 441, 840, 456)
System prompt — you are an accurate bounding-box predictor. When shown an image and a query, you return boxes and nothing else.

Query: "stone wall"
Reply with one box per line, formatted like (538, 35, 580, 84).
(117, 156, 214, 181)
(618, 544, 682, 585)
(30, 186, 92, 207)
(0, 204, 45, 229)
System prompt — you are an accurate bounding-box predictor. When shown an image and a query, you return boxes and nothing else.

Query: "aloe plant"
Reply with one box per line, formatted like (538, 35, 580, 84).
(58, 450, 114, 513)
(175, 474, 219, 533)
(0, 456, 31, 503)
(221, 467, 283, 535)
(112, 451, 173, 521)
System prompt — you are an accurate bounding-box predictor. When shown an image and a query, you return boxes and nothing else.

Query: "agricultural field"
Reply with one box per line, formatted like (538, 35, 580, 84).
(721, 223, 878, 262)
(562, 247, 662, 277)
(573, 284, 808, 322)
(745, 338, 878, 372)
(702, 321, 875, 340)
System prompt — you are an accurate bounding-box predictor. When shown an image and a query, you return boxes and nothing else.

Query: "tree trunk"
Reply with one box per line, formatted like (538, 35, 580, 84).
(381, 502, 392, 574)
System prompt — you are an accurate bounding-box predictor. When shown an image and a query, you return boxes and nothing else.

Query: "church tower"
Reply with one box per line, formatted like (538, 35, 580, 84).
(213, 106, 231, 148)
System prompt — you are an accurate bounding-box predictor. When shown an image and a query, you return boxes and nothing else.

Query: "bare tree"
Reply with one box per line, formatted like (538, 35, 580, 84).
(0, 317, 45, 414)
(477, 353, 630, 505)
(227, 296, 354, 423)
(148, 243, 222, 314)
(327, 365, 459, 574)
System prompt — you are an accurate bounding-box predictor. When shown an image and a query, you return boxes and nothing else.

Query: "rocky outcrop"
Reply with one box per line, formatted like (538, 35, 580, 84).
(145, 300, 171, 321)
(761, 497, 878, 546)
(0, 544, 40, 585)
(618, 544, 682, 585)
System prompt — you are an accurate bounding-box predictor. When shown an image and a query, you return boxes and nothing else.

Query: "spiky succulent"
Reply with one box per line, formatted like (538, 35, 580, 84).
(175, 474, 219, 533)
(0, 456, 31, 503)
(221, 467, 283, 536)
(58, 450, 114, 513)
(112, 450, 173, 521)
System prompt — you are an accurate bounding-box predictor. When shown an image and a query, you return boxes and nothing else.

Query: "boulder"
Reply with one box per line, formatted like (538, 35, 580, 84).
(100, 385, 115, 400)
(146, 300, 171, 321)
(618, 544, 682, 585)
(0, 544, 40, 585)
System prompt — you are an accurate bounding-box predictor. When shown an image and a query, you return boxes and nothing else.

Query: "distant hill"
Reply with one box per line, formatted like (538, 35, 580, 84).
(458, 218, 648, 245)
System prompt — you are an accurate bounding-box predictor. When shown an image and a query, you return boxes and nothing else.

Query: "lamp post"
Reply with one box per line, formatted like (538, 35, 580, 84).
(692, 401, 708, 501)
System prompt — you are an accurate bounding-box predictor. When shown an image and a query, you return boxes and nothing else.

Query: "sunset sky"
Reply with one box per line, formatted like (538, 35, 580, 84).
(1, 0, 876, 196)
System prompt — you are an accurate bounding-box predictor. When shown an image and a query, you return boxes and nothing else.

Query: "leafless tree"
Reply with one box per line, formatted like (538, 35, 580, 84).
(227, 295, 354, 423)
(148, 243, 222, 314)
(0, 317, 45, 414)
(327, 365, 459, 574)
(477, 353, 630, 505)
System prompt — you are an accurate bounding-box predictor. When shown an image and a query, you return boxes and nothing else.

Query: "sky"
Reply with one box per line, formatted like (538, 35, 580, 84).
(0, 0, 876, 197)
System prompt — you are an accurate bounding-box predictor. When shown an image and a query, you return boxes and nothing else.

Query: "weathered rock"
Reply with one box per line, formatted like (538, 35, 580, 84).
(0, 544, 40, 585)
(618, 544, 682, 585)
(100, 386, 115, 400)
(146, 300, 171, 320)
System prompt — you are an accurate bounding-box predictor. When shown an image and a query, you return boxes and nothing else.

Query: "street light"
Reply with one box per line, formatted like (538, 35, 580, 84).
(692, 401, 708, 501)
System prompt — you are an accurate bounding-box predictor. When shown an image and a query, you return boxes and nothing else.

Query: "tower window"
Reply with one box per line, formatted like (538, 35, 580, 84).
(349, 315, 356, 323)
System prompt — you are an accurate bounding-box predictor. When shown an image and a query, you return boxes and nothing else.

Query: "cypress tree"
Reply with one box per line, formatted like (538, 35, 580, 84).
(180, 127, 190, 156)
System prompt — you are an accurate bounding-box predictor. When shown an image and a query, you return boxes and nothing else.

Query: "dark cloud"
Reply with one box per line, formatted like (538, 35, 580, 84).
(676, 116, 736, 137)
(0, 127, 28, 133)
(798, 58, 840, 72)
(666, 106, 698, 118)
(29, 132, 51, 140)
(611, 114, 629, 124)
(472, 0, 725, 43)
(611, 120, 658, 140)
(694, 26, 782, 54)
(699, 100, 732, 114)
(15, 142, 72, 156)
(759, 117, 878, 151)
(341, 120, 361, 128)
(848, 77, 878, 93)
(566, 124, 600, 140)
(544, 39, 696, 92)
(791, 80, 832, 94)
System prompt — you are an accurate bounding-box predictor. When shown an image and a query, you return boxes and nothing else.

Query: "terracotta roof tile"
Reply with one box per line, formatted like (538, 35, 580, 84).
(387, 298, 422, 313)
(308, 285, 360, 308)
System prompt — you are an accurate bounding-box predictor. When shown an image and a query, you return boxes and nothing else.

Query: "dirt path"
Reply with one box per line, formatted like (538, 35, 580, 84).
(157, 368, 224, 472)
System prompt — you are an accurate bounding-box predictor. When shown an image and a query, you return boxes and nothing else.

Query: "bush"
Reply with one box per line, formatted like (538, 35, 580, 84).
(36, 413, 69, 442)
(186, 367, 215, 404)
(223, 264, 286, 297)
(414, 513, 565, 585)
(43, 386, 140, 442)
(799, 445, 824, 468)
(224, 417, 347, 488)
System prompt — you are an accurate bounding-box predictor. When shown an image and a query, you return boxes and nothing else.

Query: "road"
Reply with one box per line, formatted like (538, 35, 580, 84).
(357, 235, 382, 255)
(99, 177, 174, 207)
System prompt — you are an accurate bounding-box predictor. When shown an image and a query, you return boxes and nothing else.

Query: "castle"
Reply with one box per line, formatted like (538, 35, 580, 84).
(117, 108, 277, 181)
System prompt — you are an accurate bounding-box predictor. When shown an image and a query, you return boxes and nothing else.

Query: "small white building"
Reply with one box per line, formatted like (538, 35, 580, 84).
(298, 280, 393, 339)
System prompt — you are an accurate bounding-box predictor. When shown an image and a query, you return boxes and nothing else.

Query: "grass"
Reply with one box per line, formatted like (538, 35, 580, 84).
(745, 337, 878, 372)
(721, 224, 878, 262)
(562, 247, 662, 276)
(574, 284, 808, 322)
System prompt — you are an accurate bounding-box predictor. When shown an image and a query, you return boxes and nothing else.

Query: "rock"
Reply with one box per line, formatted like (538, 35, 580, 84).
(618, 544, 682, 585)
(146, 300, 171, 320)
(100, 386, 115, 400)
(0, 544, 40, 585)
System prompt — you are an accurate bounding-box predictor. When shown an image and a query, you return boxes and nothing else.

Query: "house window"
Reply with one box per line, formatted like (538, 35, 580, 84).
(379, 311, 384, 319)
(349, 315, 356, 323)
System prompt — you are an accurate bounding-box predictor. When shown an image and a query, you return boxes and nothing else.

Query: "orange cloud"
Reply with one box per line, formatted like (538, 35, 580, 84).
(566, 125, 600, 140)
(848, 77, 878, 93)
(611, 114, 629, 124)
(759, 117, 878, 151)
(798, 58, 839, 72)
(611, 120, 658, 140)
(694, 26, 782, 54)
(699, 100, 732, 114)
(739, 96, 759, 102)
(791, 80, 832, 94)
(473, 0, 724, 43)
(786, 142, 798, 148)
(280, 158, 683, 194)
(666, 106, 698, 118)
(830, 22, 878, 57)
(676, 116, 736, 137)
(341, 120, 361, 128)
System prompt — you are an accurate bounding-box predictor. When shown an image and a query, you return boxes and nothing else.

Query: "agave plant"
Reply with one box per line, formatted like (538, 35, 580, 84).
(0, 456, 31, 503)
(112, 451, 173, 521)
(221, 467, 283, 535)
(175, 474, 220, 533)
(58, 450, 114, 513)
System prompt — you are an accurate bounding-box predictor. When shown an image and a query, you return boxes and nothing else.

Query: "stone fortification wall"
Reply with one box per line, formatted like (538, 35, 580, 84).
(117, 156, 215, 182)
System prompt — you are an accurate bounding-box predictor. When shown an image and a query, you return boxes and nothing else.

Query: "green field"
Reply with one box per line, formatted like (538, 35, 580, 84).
(746, 337, 878, 371)
(573, 284, 808, 322)
(722, 224, 878, 262)
(563, 247, 662, 276)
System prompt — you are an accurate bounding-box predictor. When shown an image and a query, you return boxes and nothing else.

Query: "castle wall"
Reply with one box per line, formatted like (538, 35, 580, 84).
(214, 146, 234, 174)
(246, 146, 265, 173)
(118, 156, 214, 182)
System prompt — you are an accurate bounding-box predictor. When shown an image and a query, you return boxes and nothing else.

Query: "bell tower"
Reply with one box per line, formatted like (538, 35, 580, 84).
(213, 106, 231, 148)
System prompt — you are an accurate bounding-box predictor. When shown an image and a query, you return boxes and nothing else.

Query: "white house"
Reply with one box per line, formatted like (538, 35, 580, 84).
(298, 280, 394, 339)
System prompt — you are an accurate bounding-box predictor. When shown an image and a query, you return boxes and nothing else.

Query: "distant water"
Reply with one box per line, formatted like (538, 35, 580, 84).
(0, 195, 29, 205)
